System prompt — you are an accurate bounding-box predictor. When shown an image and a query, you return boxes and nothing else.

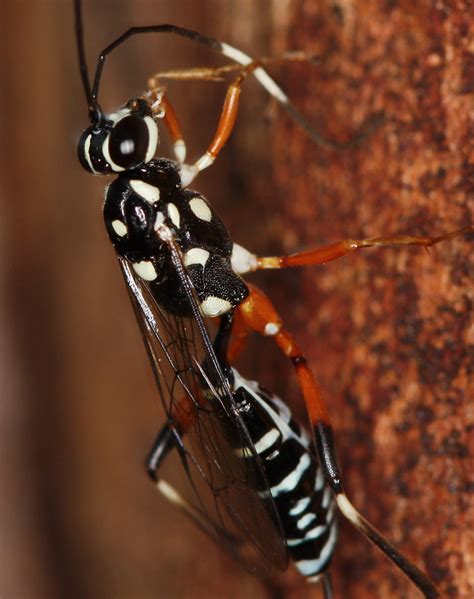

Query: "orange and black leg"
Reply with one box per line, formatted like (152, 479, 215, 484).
(146, 419, 231, 543)
(178, 60, 260, 182)
(230, 283, 439, 598)
(145, 366, 235, 540)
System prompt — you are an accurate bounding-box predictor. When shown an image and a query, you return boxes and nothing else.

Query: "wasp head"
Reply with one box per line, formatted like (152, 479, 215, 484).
(78, 98, 159, 175)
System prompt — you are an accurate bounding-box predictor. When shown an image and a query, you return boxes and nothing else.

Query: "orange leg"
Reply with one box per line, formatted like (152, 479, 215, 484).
(160, 95, 186, 162)
(189, 61, 259, 176)
(147, 62, 260, 185)
(232, 225, 474, 274)
(144, 84, 187, 163)
(241, 226, 472, 272)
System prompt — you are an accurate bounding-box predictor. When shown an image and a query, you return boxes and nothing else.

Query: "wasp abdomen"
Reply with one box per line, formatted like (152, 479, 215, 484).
(231, 369, 338, 579)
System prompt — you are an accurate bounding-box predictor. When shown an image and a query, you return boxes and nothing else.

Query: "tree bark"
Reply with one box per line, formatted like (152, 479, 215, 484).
(248, 2, 473, 598)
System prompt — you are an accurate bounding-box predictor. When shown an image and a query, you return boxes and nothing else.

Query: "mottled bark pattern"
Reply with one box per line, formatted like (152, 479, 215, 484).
(259, 2, 473, 597)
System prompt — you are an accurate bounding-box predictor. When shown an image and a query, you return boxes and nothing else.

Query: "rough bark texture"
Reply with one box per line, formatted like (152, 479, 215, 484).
(0, 2, 472, 599)
(264, 3, 473, 598)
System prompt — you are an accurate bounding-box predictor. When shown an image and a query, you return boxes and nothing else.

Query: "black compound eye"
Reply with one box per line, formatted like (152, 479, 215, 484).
(108, 115, 149, 169)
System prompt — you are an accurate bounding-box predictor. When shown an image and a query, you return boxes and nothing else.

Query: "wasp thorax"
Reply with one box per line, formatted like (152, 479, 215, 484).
(78, 99, 159, 175)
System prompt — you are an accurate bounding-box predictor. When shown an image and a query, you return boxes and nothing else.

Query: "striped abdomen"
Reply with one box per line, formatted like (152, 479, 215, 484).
(232, 369, 338, 578)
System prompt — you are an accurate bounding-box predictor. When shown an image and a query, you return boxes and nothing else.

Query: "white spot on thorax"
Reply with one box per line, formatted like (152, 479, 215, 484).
(130, 180, 160, 204)
(231, 243, 257, 275)
(189, 197, 212, 222)
(132, 260, 158, 281)
(111, 220, 127, 237)
(200, 296, 231, 317)
(167, 203, 180, 228)
(184, 248, 209, 268)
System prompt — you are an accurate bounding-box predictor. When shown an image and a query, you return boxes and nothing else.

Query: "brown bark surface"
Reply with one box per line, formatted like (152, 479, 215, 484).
(260, 2, 473, 598)
(0, 1, 471, 599)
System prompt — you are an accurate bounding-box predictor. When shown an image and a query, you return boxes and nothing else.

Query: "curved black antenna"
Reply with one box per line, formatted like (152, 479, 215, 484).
(92, 25, 221, 103)
(73, 0, 93, 110)
(90, 24, 379, 151)
(73, 0, 104, 123)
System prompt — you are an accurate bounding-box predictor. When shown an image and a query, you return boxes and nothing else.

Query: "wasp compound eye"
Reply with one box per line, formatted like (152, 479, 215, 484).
(78, 112, 158, 175)
(107, 113, 158, 172)
(106, 115, 148, 170)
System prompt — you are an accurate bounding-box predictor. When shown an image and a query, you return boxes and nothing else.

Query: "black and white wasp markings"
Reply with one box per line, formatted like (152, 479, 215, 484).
(74, 1, 470, 597)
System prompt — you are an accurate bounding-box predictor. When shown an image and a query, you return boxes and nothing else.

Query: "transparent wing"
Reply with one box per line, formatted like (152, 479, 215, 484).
(118, 244, 289, 577)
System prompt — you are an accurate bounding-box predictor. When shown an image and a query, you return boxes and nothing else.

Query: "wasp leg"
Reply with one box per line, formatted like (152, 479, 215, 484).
(146, 421, 229, 543)
(321, 571, 333, 599)
(149, 52, 319, 82)
(231, 283, 439, 599)
(144, 85, 187, 163)
(146, 422, 193, 507)
(232, 226, 473, 274)
(312, 571, 333, 599)
(147, 61, 260, 186)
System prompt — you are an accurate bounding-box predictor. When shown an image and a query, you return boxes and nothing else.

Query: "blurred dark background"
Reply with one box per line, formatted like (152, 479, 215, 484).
(0, 1, 472, 598)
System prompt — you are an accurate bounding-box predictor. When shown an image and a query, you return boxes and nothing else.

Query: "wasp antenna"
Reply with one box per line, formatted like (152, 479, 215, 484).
(91, 25, 221, 104)
(73, 0, 92, 108)
(73, 0, 102, 120)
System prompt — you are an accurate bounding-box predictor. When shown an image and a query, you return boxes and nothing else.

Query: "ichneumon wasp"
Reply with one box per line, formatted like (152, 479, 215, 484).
(73, 1, 472, 597)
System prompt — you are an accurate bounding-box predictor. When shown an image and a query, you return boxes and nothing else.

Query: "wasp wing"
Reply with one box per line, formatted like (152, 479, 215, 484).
(117, 244, 289, 577)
